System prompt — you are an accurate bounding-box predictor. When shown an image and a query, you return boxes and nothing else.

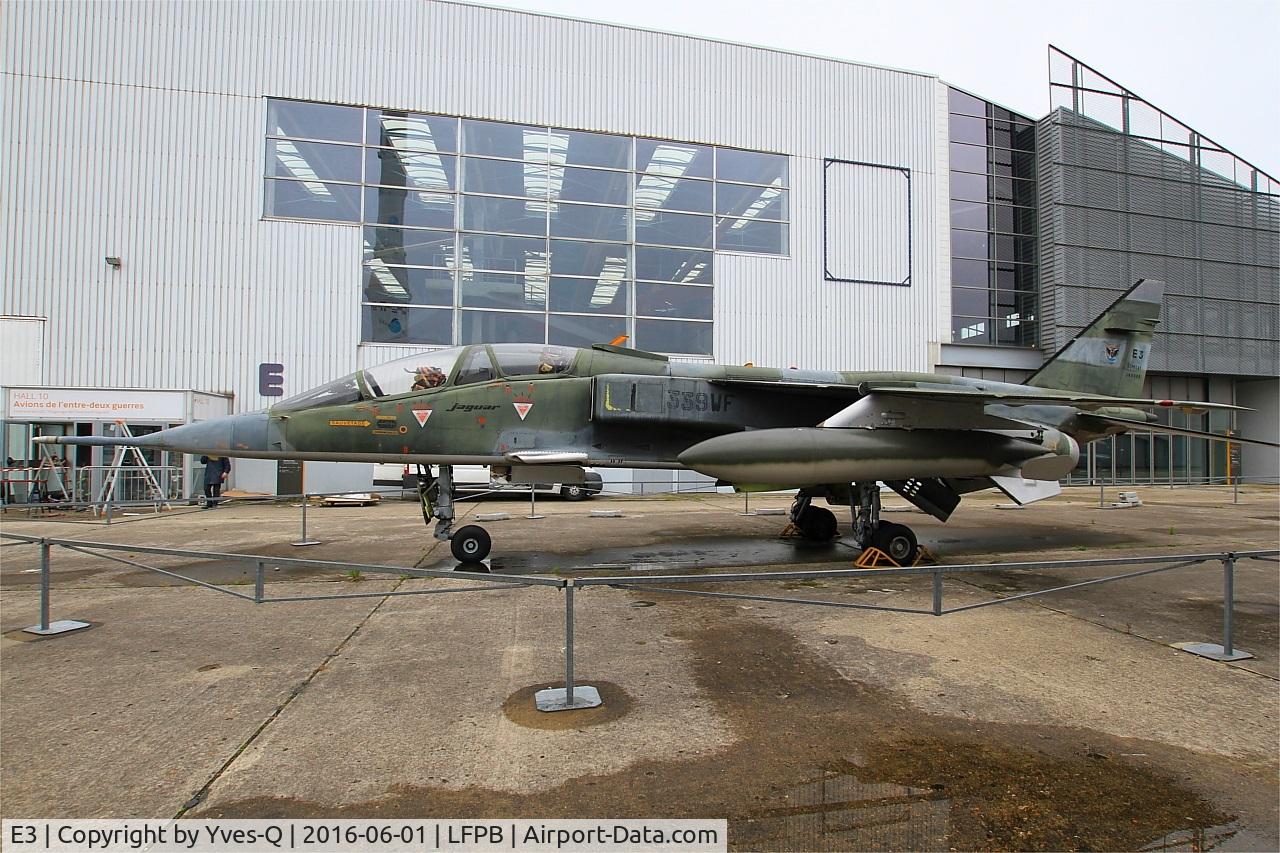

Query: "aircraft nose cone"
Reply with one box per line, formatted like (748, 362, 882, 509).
(142, 411, 269, 455)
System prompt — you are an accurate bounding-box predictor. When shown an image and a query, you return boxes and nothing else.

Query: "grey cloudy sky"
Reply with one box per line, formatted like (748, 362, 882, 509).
(472, 0, 1279, 178)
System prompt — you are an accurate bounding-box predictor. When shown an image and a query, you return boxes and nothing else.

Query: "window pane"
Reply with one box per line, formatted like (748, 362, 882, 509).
(636, 282, 712, 320)
(549, 277, 628, 314)
(951, 258, 988, 288)
(549, 240, 628, 278)
(550, 202, 629, 241)
(455, 346, 499, 385)
(634, 319, 712, 355)
(363, 264, 453, 306)
(267, 100, 362, 143)
(716, 218, 787, 254)
(950, 171, 988, 202)
(952, 316, 992, 344)
(364, 187, 454, 230)
(994, 234, 1037, 263)
(635, 211, 713, 248)
(715, 184, 788, 220)
(550, 129, 631, 169)
(635, 247, 713, 284)
(365, 150, 456, 190)
(365, 110, 457, 152)
(951, 229, 989, 259)
(462, 120, 548, 161)
(462, 157, 550, 197)
(552, 166, 630, 205)
(949, 142, 987, 174)
(459, 271, 547, 310)
(362, 305, 453, 345)
(634, 175, 713, 213)
(461, 195, 547, 236)
(950, 200, 987, 230)
(636, 139, 713, 178)
(948, 89, 987, 116)
(717, 149, 787, 186)
(948, 113, 986, 145)
(548, 314, 627, 348)
(951, 286, 991, 316)
(459, 310, 546, 344)
(994, 262, 1037, 292)
(267, 139, 361, 183)
(265, 179, 360, 222)
(460, 233, 549, 275)
(364, 227, 455, 267)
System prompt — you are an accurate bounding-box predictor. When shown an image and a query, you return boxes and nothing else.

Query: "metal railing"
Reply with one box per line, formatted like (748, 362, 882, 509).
(3, 529, 1275, 710)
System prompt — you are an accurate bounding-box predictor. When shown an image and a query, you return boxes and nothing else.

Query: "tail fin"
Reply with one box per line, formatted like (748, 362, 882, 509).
(1026, 279, 1163, 396)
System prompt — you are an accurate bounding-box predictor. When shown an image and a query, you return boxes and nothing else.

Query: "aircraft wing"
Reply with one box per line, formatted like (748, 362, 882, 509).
(852, 383, 1250, 413)
(1078, 413, 1280, 448)
(709, 378, 1245, 413)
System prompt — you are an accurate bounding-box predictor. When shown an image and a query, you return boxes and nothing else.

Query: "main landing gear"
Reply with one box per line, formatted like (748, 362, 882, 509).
(789, 483, 920, 565)
(417, 464, 492, 564)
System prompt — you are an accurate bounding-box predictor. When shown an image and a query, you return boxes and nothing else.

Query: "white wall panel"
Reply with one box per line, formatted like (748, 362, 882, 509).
(2, 0, 949, 410)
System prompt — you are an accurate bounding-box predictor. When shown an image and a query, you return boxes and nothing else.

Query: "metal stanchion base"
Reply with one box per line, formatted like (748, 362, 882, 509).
(534, 685, 602, 712)
(24, 620, 92, 636)
(1173, 642, 1255, 662)
(290, 540, 321, 547)
(525, 514, 546, 520)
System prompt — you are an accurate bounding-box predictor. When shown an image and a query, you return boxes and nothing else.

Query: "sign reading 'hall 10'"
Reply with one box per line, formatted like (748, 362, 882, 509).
(259, 363, 284, 397)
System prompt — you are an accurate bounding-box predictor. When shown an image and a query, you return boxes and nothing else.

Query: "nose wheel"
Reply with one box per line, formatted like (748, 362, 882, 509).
(450, 525, 492, 563)
(418, 464, 492, 565)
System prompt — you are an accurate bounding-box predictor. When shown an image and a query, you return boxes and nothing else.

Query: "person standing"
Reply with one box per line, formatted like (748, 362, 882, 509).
(199, 455, 231, 508)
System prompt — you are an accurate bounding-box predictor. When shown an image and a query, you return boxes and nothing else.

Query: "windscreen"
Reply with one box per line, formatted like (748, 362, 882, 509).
(272, 374, 363, 413)
(361, 347, 465, 398)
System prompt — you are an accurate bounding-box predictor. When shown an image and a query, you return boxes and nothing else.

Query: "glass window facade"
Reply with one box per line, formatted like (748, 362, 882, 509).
(947, 88, 1039, 347)
(265, 99, 792, 356)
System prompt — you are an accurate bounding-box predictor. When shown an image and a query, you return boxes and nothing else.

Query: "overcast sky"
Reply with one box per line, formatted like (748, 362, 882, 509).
(472, 0, 1279, 178)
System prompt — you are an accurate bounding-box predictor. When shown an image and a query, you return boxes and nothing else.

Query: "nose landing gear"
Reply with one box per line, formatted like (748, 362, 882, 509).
(417, 464, 493, 564)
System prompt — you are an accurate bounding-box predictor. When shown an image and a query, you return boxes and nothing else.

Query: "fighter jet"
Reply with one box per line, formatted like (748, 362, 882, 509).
(39, 279, 1275, 564)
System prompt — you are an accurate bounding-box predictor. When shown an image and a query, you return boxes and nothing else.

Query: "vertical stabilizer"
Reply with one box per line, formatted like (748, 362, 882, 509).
(1027, 279, 1164, 397)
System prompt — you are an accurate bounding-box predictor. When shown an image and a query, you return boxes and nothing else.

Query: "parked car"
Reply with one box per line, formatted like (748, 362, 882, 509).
(373, 463, 603, 501)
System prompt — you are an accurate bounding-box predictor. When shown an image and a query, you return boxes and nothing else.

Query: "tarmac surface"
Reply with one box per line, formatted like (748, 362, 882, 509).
(1, 485, 1277, 851)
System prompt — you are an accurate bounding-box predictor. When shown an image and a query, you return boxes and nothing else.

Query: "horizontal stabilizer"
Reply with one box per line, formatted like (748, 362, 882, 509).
(990, 475, 1062, 505)
(1081, 414, 1280, 448)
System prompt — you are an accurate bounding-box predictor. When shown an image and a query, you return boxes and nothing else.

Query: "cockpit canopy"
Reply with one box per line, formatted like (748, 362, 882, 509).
(271, 344, 578, 413)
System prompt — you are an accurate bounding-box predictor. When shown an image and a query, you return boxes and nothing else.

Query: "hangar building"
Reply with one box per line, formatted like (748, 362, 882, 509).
(2, 0, 1276, 496)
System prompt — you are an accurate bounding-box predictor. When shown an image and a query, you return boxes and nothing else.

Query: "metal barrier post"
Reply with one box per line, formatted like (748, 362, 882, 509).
(255, 560, 265, 603)
(105, 498, 113, 525)
(1176, 553, 1254, 662)
(24, 540, 91, 636)
(525, 486, 544, 520)
(534, 579, 601, 712)
(932, 569, 943, 616)
(292, 493, 320, 547)
(1222, 555, 1235, 656)
(565, 581, 575, 703)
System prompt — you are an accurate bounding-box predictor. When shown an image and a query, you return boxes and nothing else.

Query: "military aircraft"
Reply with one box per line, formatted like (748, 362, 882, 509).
(38, 279, 1275, 564)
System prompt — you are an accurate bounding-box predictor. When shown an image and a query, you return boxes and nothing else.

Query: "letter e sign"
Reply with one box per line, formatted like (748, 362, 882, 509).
(259, 362, 284, 397)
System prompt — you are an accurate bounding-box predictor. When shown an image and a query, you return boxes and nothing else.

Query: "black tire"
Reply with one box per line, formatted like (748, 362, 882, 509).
(796, 505, 839, 541)
(873, 522, 919, 565)
(560, 483, 587, 501)
(450, 525, 492, 563)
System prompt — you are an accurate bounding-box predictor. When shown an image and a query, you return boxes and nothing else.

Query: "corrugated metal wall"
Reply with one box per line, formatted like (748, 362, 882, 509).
(1, 0, 946, 411)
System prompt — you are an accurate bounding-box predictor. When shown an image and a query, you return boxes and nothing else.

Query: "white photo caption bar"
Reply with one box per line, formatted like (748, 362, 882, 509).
(3, 819, 727, 853)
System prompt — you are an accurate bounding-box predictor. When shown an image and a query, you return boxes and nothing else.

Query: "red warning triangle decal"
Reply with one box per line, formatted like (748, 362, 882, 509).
(412, 406, 432, 427)
(513, 402, 533, 421)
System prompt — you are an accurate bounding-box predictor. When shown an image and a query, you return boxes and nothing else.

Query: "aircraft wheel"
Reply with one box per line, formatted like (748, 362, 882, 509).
(560, 483, 587, 501)
(873, 522, 918, 565)
(796, 506, 838, 541)
(450, 525, 492, 563)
